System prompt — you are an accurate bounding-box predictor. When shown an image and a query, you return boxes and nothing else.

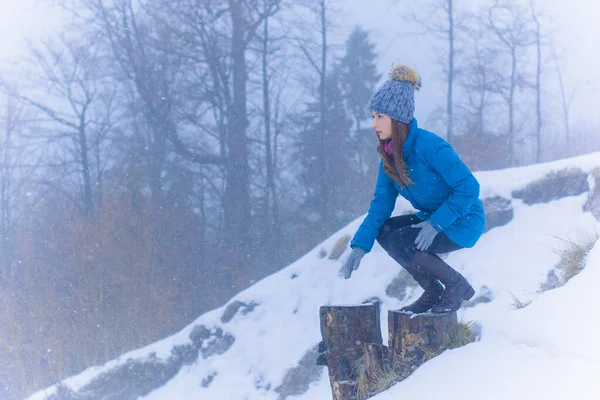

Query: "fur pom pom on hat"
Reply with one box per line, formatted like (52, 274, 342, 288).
(368, 64, 421, 124)
(391, 64, 422, 90)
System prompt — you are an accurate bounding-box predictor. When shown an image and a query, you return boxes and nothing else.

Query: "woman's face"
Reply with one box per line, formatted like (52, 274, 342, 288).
(371, 111, 392, 140)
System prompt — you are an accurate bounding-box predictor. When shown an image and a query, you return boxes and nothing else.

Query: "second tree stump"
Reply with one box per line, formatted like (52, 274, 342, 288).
(388, 310, 458, 365)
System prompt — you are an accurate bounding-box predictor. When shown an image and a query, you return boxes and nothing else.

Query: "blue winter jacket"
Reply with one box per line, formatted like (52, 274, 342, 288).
(351, 118, 485, 252)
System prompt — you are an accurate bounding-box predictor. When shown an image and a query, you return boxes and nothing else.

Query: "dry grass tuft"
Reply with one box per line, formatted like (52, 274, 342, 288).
(354, 356, 412, 400)
(554, 230, 599, 285)
(508, 291, 533, 310)
(421, 320, 477, 362)
(446, 321, 477, 349)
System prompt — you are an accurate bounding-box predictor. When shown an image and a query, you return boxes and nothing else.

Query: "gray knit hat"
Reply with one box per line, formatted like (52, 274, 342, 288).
(368, 64, 422, 124)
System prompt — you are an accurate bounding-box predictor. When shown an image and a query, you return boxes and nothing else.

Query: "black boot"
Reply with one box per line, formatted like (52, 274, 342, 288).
(412, 251, 475, 314)
(431, 275, 475, 314)
(401, 277, 444, 314)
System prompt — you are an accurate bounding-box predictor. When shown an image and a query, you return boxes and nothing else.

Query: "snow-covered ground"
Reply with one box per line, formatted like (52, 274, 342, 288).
(29, 151, 600, 400)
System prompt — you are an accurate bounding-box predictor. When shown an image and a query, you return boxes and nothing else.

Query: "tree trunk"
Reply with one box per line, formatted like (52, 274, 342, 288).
(272, 97, 283, 266)
(447, 0, 455, 144)
(388, 310, 457, 366)
(319, 302, 383, 400)
(531, 0, 542, 163)
(262, 5, 279, 267)
(0, 101, 16, 271)
(361, 342, 388, 382)
(319, 0, 329, 233)
(95, 128, 103, 209)
(78, 107, 94, 217)
(148, 120, 167, 268)
(508, 47, 517, 166)
(224, 0, 252, 270)
(551, 41, 571, 154)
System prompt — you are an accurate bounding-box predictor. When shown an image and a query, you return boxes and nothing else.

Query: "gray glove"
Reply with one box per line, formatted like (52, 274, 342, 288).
(340, 247, 366, 279)
(412, 220, 439, 251)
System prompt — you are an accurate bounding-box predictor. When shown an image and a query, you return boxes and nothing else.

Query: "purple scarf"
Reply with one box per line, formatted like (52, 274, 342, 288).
(384, 140, 394, 155)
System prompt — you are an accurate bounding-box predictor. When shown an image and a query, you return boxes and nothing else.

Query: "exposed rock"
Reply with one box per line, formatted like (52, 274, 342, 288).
(46, 325, 234, 400)
(221, 300, 259, 323)
(540, 268, 561, 292)
(189, 324, 212, 346)
(201, 372, 217, 388)
(482, 196, 513, 232)
(329, 235, 351, 260)
(170, 343, 199, 365)
(385, 270, 415, 302)
(47, 357, 181, 400)
(201, 329, 235, 358)
(512, 168, 589, 205)
(275, 345, 324, 400)
(463, 286, 493, 308)
(583, 175, 600, 221)
(254, 375, 271, 391)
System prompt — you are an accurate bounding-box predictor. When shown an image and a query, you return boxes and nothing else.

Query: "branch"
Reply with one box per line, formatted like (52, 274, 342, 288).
(296, 41, 321, 75)
(167, 128, 224, 166)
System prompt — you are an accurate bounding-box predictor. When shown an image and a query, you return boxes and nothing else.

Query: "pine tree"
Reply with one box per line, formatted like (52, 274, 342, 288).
(295, 72, 353, 239)
(293, 27, 381, 247)
(337, 26, 382, 212)
(338, 26, 381, 137)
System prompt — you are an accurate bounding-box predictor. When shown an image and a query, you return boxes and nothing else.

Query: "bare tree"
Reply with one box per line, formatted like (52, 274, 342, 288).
(0, 96, 26, 275)
(550, 38, 577, 155)
(150, 0, 282, 270)
(62, 0, 230, 278)
(486, 0, 536, 166)
(530, 0, 543, 162)
(446, 0, 456, 144)
(400, 0, 459, 144)
(91, 0, 171, 212)
(456, 20, 503, 134)
(255, 0, 289, 267)
(292, 0, 336, 236)
(1, 34, 113, 217)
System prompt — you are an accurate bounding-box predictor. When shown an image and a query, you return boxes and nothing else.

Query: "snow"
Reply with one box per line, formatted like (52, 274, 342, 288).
(28, 151, 600, 400)
(373, 240, 600, 400)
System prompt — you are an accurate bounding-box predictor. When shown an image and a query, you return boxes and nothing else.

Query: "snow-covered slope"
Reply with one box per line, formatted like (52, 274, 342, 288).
(29, 151, 600, 400)
(370, 240, 600, 400)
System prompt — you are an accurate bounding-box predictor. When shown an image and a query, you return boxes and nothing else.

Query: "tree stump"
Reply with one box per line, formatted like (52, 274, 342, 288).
(388, 310, 457, 366)
(361, 342, 387, 382)
(319, 302, 383, 400)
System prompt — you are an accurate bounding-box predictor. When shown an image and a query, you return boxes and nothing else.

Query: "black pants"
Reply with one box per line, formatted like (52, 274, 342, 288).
(376, 214, 463, 286)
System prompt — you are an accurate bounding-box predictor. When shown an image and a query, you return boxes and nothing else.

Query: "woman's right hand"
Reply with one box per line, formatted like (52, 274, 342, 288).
(340, 247, 366, 279)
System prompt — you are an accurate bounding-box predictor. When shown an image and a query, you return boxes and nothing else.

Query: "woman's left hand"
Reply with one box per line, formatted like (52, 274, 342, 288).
(341, 247, 366, 279)
(412, 220, 439, 251)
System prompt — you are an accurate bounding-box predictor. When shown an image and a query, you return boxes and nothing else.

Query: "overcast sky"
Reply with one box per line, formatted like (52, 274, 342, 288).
(0, 0, 65, 65)
(1, 0, 598, 124)
(338, 0, 600, 124)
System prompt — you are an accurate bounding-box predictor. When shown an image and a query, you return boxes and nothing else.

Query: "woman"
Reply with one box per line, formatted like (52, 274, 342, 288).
(342, 64, 485, 314)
